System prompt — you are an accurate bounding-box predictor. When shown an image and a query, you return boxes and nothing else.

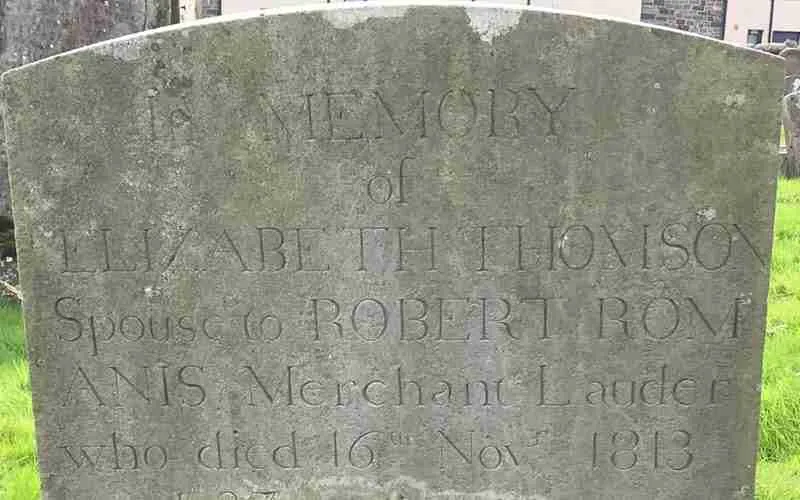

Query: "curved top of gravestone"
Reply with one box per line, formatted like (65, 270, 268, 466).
(2, 0, 784, 238)
(0, 0, 783, 77)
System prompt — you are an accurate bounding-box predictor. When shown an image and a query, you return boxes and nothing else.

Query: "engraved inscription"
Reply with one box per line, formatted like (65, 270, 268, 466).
(591, 430, 694, 471)
(252, 85, 580, 147)
(55, 221, 768, 275)
(11, 34, 774, 500)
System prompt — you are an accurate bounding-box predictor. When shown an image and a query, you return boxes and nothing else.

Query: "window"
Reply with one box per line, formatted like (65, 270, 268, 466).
(773, 31, 800, 43)
(747, 29, 763, 46)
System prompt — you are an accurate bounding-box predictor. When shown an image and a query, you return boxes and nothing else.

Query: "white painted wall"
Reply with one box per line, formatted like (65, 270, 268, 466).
(222, 0, 640, 21)
(725, 0, 800, 45)
(724, 0, 770, 45)
(181, 0, 199, 21)
(554, 0, 640, 21)
(223, 0, 318, 13)
(775, 0, 800, 33)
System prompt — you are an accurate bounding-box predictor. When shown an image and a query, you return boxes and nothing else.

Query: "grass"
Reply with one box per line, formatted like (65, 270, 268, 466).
(1, 181, 800, 498)
(758, 178, 800, 499)
(0, 303, 38, 500)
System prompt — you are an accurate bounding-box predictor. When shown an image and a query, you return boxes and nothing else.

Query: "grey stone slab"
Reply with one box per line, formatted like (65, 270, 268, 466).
(1, 3, 783, 499)
(0, 0, 176, 220)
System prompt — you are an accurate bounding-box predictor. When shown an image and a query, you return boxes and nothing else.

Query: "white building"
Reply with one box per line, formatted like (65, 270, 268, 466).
(725, 0, 800, 46)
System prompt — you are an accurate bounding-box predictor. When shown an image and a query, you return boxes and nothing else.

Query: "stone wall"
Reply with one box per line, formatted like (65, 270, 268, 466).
(640, 0, 726, 39)
(0, 0, 172, 73)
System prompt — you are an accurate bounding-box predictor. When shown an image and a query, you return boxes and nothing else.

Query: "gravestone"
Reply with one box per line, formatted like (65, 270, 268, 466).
(2, 3, 783, 499)
(0, 0, 177, 223)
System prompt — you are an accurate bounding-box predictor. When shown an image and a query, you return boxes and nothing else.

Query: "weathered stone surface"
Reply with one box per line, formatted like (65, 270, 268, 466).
(0, 0, 176, 223)
(2, 3, 783, 499)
